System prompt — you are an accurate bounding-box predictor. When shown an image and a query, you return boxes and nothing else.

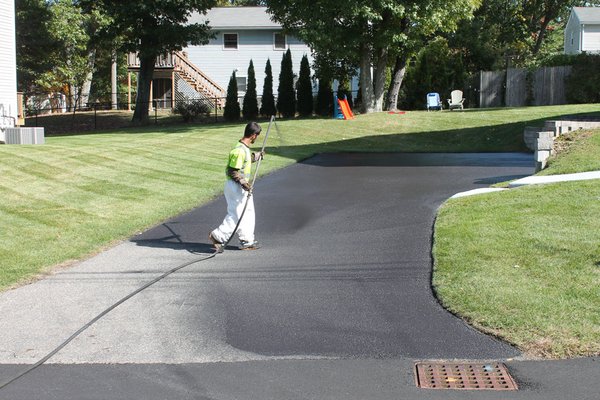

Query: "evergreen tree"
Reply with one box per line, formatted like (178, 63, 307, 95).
(296, 54, 313, 117)
(15, 0, 60, 94)
(316, 77, 332, 116)
(242, 59, 259, 120)
(224, 71, 240, 121)
(260, 58, 276, 117)
(277, 49, 296, 118)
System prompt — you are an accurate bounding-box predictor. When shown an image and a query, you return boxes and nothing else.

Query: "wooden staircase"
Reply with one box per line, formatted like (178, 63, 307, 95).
(127, 52, 225, 107)
(172, 52, 225, 106)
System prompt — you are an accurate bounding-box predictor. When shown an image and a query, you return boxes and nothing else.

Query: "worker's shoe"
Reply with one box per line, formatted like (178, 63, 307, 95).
(208, 232, 224, 253)
(239, 240, 260, 250)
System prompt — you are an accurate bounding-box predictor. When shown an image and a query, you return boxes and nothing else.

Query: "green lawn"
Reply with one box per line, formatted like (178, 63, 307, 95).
(2, 104, 600, 359)
(539, 128, 600, 174)
(433, 127, 600, 359)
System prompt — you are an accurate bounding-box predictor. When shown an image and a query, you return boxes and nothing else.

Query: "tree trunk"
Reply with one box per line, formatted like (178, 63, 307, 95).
(359, 43, 374, 113)
(372, 46, 388, 112)
(532, 17, 551, 55)
(79, 49, 96, 108)
(67, 84, 75, 112)
(132, 53, 155, 124)
(111, 50, 118, 110)
(385, 55, 408, 111)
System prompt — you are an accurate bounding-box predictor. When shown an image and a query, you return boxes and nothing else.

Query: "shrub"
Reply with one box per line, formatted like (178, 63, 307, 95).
(316, 77, 332, 116)
(173, 99, 212, 122)
(566, 54, 600, 104)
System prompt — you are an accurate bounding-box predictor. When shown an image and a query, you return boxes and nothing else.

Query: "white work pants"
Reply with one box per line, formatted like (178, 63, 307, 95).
(212, 179, 255, 244)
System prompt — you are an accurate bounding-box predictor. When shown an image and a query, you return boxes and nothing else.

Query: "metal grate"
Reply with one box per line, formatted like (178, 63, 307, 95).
(414, 362, 518, 391)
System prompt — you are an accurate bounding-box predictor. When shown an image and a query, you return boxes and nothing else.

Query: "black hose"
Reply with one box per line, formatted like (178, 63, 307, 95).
(0, 116, 276, 391)
(0, 252, 217, 391)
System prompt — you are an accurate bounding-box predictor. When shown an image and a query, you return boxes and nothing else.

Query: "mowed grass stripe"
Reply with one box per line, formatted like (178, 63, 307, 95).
(62, 148, 220, 186)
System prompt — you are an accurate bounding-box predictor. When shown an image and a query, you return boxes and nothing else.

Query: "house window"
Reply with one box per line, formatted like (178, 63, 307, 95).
(224, 33, 238, 50)
(274, 33, 286, 50)
(236, 76, 247, 92)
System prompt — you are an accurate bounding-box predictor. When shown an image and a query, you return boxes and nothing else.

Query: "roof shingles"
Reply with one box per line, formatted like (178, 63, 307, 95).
(189, 7, 280, 30)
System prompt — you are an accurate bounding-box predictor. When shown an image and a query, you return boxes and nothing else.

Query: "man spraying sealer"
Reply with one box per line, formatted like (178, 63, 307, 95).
(209, 122, 264, 252)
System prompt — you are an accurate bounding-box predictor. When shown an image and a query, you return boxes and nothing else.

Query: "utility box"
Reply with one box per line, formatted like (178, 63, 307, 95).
(4, 127, 45, 144)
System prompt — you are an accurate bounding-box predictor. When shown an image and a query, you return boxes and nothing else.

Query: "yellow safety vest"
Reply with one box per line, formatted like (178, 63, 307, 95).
(227, 141, 252, 180)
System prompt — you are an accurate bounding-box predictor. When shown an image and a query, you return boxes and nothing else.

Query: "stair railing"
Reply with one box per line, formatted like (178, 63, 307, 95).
(172, 52, 225, 100)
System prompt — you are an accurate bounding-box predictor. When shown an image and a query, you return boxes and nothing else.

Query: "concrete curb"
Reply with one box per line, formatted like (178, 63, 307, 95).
(451, 170, 600, 198)
(450, 188, 507, 199)
(508, 170, 600, 187)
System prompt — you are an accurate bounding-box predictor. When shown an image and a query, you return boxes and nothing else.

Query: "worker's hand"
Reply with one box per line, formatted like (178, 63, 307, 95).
(252, 151, 265, 162)
(241, 181, 252, 192)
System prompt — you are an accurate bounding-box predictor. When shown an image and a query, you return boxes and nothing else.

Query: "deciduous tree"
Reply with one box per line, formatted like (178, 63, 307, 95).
(37, 0, 90, 109)
(84, 0, 216, 123)
(15, 0, 59, 96)
(268, 0, 480, 112)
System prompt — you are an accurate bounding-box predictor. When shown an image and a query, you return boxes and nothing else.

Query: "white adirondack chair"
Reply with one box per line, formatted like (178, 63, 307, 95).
(447, 90, 465, 110)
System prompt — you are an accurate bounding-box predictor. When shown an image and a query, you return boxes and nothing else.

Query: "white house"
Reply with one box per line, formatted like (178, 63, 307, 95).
(187, 7, 314, 96)
(564, 7, 600, 54)
(0, 0, 18, 139)
(126, 7, 316, 108)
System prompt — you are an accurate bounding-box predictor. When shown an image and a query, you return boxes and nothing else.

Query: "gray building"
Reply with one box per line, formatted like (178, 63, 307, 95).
(564, 7, 600, 54)
(186, 7, 314, 96)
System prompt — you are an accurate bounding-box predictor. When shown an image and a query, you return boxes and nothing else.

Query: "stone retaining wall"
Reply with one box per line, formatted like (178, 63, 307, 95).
(524, 120, 600, 171)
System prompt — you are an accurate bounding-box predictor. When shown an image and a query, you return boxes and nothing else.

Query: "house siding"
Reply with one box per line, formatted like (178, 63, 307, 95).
(582, 24, 600, 52)
(184, 29, 314, 97)
(0, 0, 17, 129)
(564, 13, 581, 54)
(564, 7, 600, 54)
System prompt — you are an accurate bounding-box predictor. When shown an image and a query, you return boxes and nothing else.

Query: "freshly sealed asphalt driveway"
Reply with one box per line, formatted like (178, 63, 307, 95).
(2, 152, 598, 399)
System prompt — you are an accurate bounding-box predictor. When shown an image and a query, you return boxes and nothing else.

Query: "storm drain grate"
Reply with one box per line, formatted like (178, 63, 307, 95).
(414, 362, 518, 391)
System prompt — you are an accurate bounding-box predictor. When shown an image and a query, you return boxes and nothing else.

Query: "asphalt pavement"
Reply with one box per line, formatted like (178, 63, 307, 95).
(0, 152, 597, 399)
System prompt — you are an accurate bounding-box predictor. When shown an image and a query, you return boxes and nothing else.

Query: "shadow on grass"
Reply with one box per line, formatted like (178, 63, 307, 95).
(266, 125, 534, 164)
(261, 110, 600, 162)
(26, 111, 280, 136)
